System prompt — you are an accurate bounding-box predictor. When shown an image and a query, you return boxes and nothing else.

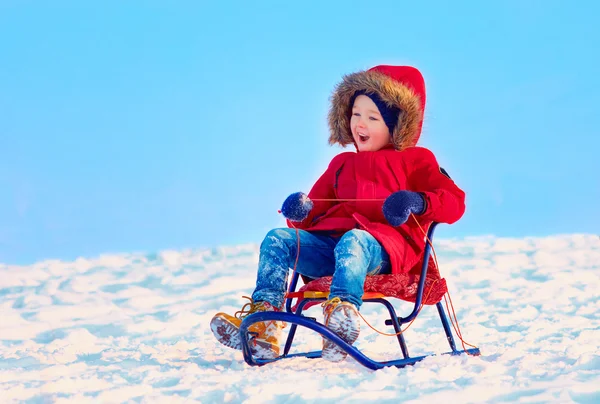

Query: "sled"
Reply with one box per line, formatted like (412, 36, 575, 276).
(239, 222, 480, 370)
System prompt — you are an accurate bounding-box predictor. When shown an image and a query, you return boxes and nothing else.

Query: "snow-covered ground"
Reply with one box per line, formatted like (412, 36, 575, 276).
(1, 234, 599, 403)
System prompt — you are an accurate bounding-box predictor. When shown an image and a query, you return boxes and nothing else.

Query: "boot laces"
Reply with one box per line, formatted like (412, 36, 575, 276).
(233, 296, 287, 332)
(321, 297, 342, 317)
(321, 297, 342, 308)
(234, 296, 268, 320)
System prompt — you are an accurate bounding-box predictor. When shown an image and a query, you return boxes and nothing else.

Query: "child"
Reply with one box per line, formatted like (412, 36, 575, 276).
(210, 65, 466, 362)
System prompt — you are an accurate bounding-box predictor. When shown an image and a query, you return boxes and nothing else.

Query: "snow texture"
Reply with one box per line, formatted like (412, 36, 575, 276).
(0, 234, 599, 403)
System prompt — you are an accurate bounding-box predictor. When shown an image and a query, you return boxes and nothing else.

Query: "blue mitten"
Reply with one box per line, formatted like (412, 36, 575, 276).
(383, 191, 426, 226)
(281, 192, 314, 222)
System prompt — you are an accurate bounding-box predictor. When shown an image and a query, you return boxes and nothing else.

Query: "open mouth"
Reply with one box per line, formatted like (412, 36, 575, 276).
(358, 134, 370, 142)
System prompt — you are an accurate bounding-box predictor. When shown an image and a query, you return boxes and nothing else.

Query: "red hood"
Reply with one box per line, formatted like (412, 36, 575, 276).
(328, 65, 427, 151)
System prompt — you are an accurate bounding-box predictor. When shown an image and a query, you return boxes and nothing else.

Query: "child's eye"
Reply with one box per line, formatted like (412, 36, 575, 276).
(352, 112, 360, 117)
(369, 116, 379, 121)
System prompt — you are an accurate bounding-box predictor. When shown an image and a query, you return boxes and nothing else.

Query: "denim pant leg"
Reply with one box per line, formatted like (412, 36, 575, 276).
(330, 229, 391, 309)
(252, 228, 338, 308)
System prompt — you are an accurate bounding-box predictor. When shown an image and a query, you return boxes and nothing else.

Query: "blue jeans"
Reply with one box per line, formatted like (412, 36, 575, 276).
(251, 228, 391, 309)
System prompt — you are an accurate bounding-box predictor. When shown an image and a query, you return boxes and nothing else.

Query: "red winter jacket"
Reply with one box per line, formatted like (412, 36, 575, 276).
(287, 65, 466, 275)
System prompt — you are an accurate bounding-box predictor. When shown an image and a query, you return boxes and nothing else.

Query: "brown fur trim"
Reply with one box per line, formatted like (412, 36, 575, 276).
(328, 70, 423, 151)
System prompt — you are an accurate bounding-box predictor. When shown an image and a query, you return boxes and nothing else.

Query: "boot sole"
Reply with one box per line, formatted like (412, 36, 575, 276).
(323, 307, 360, 362)
(210, 315, 242, 350)
(211, 315, 281, 359)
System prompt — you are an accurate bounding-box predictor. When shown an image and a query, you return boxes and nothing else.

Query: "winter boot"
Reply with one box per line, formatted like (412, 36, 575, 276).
(210, 296, 285, 359)
(321, 297, 361, 362)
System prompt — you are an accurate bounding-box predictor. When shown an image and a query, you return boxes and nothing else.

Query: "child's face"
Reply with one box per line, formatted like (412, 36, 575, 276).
(350, 95, 392, 152)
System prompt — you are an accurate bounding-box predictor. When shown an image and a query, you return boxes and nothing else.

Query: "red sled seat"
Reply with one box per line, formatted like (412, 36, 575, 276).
(287, 256, 448, 311)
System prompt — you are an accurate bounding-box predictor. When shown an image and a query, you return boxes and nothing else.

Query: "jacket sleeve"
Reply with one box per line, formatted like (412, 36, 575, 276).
(286, 153, 348, 229)
(404, 147, 466, 224)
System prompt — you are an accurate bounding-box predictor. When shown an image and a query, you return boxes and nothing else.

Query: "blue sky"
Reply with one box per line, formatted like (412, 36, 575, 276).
(1, 1, 598, 264)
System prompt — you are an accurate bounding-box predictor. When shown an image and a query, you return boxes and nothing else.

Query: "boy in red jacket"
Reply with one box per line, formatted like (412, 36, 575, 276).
(210, 65, 465, 362)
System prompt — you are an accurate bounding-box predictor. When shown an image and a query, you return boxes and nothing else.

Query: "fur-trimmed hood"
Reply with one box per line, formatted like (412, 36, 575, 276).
(328, 65, 426, 151)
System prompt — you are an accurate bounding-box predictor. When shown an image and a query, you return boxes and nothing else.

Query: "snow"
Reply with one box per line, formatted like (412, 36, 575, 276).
(0, 234, 599, 403)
